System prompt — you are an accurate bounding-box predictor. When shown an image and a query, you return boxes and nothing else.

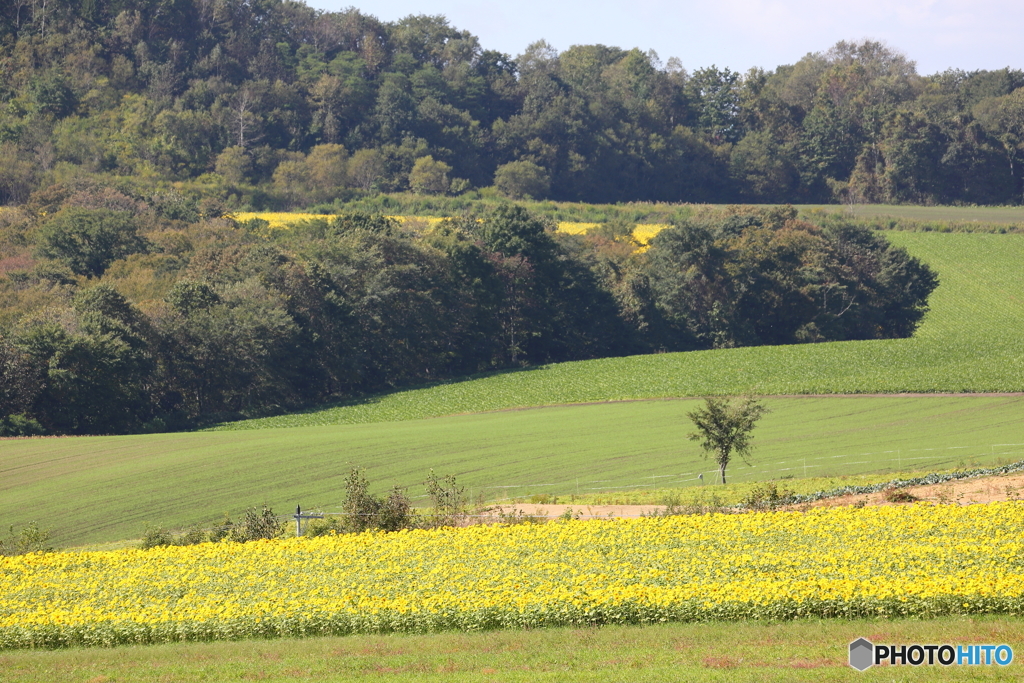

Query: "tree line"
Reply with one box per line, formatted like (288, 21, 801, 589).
(0, 0, 1022, 207)
(0, 191, 936, 436)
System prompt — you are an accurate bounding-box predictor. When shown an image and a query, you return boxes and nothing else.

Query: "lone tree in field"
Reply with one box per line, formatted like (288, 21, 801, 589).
(687, 396, 769, 484)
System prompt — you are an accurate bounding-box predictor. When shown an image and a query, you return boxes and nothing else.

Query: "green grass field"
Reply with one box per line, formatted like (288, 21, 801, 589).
(2, 616, 1021, 682)
(3, 395, 1022, 547)
(799, 204, 1024, 225)
(311, 192, 1024, 228)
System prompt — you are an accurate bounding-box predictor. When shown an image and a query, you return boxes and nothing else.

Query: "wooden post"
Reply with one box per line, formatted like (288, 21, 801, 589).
(293, 505, 324, 537)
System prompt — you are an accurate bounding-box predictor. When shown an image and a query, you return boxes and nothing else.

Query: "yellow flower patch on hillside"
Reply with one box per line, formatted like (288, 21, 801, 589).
(224, 213, 669, 246)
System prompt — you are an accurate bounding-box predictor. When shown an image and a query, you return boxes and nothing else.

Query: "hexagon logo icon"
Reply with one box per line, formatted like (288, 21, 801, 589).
(849, 637, 874, 671)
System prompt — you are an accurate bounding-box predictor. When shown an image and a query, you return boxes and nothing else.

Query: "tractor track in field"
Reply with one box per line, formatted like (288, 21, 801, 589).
(474, 392, 1024, 416)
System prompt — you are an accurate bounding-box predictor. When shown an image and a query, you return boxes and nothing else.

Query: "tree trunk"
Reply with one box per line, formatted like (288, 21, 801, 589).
(720, 461, 727, 484)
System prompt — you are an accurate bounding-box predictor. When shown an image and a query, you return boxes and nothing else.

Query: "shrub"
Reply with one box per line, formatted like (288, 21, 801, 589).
(176, 525, 208, 546)
(209, 513, 234, 542)
(424, 469, 466, 527)
(339, 467, 414, 533)
(232, 505, 282, 542)
(377, 486, 414, 532)
(493, 160, 550, 200)
(883, 486, 919, 503)
(649, 490, 731, 516)
(0, 414, 47, 437)
(139, 525, 175, 549)
(1, 522, 53, 556)
(741, 481, 797, 510)
(408, 156, 451, 195)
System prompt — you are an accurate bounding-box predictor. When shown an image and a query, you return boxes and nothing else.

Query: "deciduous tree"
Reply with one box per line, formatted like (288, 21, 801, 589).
(687, 396, 769, 484)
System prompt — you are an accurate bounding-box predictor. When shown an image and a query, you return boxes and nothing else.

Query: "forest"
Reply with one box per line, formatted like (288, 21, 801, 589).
(0, 0, 1022, 207)
(0, 0, 990, 436)
(0, 201, 936, 435)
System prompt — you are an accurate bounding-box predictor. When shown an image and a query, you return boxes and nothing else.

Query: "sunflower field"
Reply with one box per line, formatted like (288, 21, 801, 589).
(3, 503, 1023, 650)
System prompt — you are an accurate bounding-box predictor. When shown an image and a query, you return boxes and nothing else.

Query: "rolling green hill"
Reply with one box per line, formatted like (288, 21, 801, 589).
(2, 231, 1023, 548)
(212, 232, 1024, 430)
(3, 395, 1023, 547)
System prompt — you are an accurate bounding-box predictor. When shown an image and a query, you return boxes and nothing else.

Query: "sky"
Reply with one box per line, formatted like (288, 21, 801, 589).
(304, 0, 1022, 76)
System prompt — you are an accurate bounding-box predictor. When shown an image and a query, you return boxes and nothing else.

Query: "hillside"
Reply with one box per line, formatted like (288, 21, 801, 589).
(2, 231, 1023, 547)
(214, 231, 1024, 429)
(1, 1, 1023, 208)
(3, 395, 1023, 548)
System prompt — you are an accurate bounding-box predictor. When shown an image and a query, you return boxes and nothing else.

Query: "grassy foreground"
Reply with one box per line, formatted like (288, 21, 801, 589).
(3, 395, 1023, 547)
(1, 617, 1020, 682)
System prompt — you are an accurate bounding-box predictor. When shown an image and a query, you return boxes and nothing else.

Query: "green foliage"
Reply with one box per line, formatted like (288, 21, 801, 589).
(0, 2, 1019, 207)
(138, 522, 222, 549)
(740, 481, 796, 510)
(165, 280, 219, 315)
(232, 505, 282, 543)
(408, 156, 452, 195)
(342, 464, 378, 528)
(424, 469, 467, 528)
(0, 414, 46, 437)
(36, 208, 148, 277)
(1, 522, 53, 556)
(338, 467, 413, 533)
(138, 525, 175, 550)
(687, 396, 769, 484)
(646, 210, 939, 348)
(493, 161, 550, 200)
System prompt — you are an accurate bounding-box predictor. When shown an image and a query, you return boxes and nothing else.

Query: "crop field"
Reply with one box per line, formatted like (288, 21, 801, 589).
(3, 504, 1024, 651)
(4, 221, 1024, 675)
(3, 395, 1023, 547)
(798, 204, 1024, 225)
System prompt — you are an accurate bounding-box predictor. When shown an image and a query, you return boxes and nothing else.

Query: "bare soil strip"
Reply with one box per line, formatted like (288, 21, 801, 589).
(500, 471, 1024, 519)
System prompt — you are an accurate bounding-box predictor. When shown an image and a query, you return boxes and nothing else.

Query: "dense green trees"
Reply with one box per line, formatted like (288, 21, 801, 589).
(642, 208, 938, 350)
(0, 1, 1020, 206)
(0, 198, 938, 435)
(37, 209, 148, 276)
(0, 0, 982, 436)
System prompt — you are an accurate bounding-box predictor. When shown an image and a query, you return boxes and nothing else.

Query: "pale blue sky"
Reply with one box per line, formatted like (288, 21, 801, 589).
(305, 0, 1022, 75)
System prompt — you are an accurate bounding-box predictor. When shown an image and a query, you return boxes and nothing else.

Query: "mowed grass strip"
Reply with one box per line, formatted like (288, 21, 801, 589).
(211, 232, 1024, 431)
(799, 203, 1024, 225)
(2, 616, 1020, 683)
(3, 395, 1023, 547)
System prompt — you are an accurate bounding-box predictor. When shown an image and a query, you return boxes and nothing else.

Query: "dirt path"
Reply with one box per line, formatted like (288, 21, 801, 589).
(493, 472, 1024, 519)
(792, 471, 1024, 509)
